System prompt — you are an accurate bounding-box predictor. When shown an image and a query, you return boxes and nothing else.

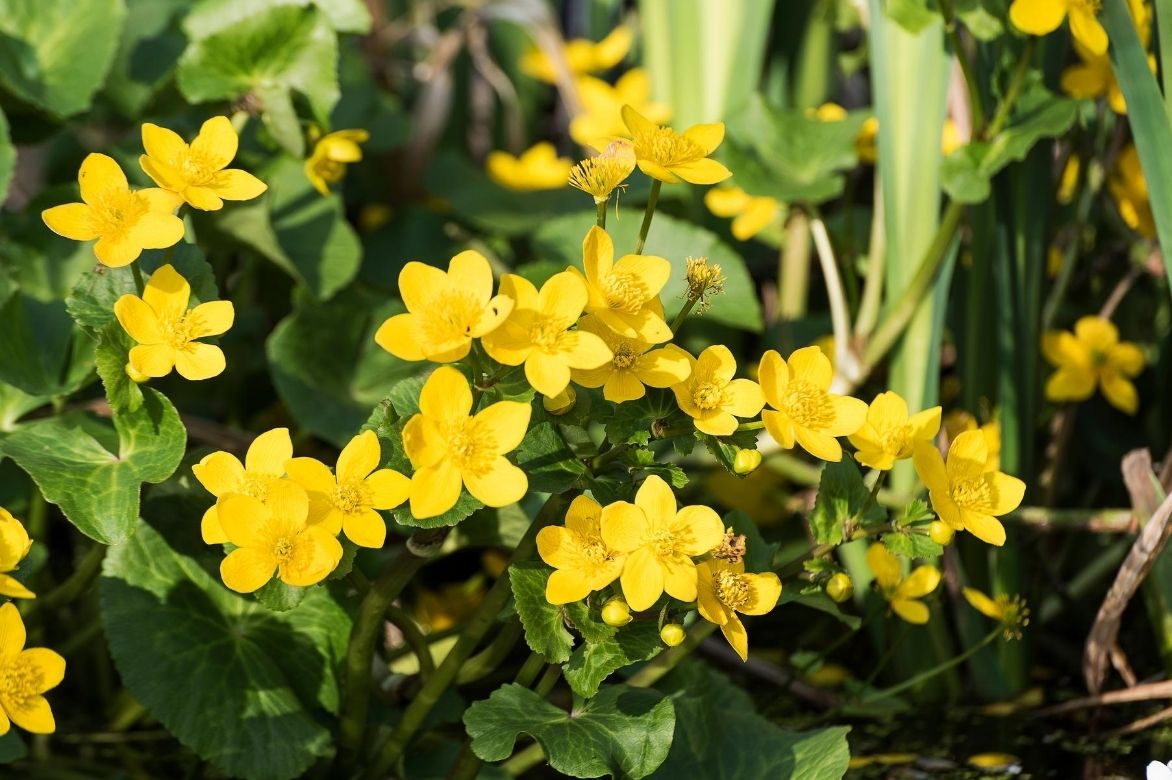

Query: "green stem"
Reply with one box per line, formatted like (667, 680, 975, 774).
(627, 621, 716, 688)
(502, 743, 545, 777)
(737, 420, 764, 432)
(456, 618, 523, 684)
(668, 298, 697, 334)
(633, 180, 662, 254)
(386, 605, 435, 681)
(27, 544, 105, 617)
(939, 0, 986, 129)
(861, 628, 1001, 703)
(595, 199, 607, 229)
(130, 263, 146, 296)
(592, 443, 633, 472)
(984, 39, 1035, 138)
(513, 652, 546, 688)
(365, 493, 573, 780)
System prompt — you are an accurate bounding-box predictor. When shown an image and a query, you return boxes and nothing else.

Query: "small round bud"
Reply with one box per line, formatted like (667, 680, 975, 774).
(125, 362, 149, 384)
(826, 572, 853, 603)
(928, 521, 954, 546)
(732, 448, 762, 475)
(542, 386, 576, 416)
(601, 597, 632, 627)
(659, 623, 685, 647)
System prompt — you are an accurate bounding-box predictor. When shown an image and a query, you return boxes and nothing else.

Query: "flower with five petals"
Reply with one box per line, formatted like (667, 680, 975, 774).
(866, 542, 941, 624)
(671, 345, 764, 436)
(620, 105, 732, 185)
(140, 116, 267, 210)
(537, 495, 626, 604)
(486, 142, 573, 191)
(1009, 0, 1107, 56)
(848, 391, 942, 471)
(192, 428, 293, 544)
(306, 129, 369, 195)
(759, 346, 867, 462)
(696, 558, 781, 661)
(1042, 315, 1145, 414)
(571, 315, 692, 403)
(0, 603, 64, 735)
(576, 225, 673, 342)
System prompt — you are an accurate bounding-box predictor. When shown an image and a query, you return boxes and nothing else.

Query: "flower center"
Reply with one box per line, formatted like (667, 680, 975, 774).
(634, 127, 705, 167)
(159, 312, 196, 349)
(712, 570, 751, 611)
(692, 381, 726, 411)
(419, 289, 482, 347)
(1070, 0, 1101, 11)
(575, 536, 613, 570)
(600, 271, 646, 313)
(0, 658, 42, 709)
(273, 537, 295, 563)
(781, 381, 834, 428)
(612, 342, 639, 370)
(951, 477, 992, 511)
(568, 154, 632, 202)
(94, 190, 149, 238)
(446, 419, 496, 474)
(179, 151, 218, 186)
(649, 530, 681, 559)
(878, 423, 914, 457)
(240, 475, 271, 502)
(333, 480, 369, 514)
(315, 158, 346, 184)
(527, 316, 566, 349)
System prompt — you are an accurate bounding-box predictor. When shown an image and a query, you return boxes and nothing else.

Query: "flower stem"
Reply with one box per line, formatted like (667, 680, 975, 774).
(669, 298, 697, 334)
(364, 493, 574, 779)
(627, 621, 716, 688)
(808, 211, 855, 384)
(984, 39, 1035, 138)
(130, 263, 146, 296)
(26, 543, 105, 617)
(736, 420, 764, 432)
(633, 180, 662, 254)
(385, 605, 435, 680)
(938, 0, 986, 130)
(861, 627, 1000, 703)
(595, 199, 607, 229)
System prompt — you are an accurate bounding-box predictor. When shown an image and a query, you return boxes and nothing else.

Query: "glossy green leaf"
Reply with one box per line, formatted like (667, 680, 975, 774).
(183, 0, 370, 37)
(563, 620, 662, 699)
(515, 420, 588, 493)
(809, 458, 884, 546)
(509, 561, 575, 664)
(94, 322, 144, 414)
(0, 293, 94, 396)
(102, 0, 187, 117)
(0, 109, 14, 204)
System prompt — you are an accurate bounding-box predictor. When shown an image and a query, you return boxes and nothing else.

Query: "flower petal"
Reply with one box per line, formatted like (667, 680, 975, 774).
(720, 615, 750, 660)
(682, 122, 725, 154)
(794, 426, 843, 462)
(892, 598, 930, 625)
(963, 510, 1007, 546)
(985, 471, 1026, 515)
(79, 153, 128, 206)
(185, 300, 234, 339)
(672, 157, 732, 185)
(662, 554, 698, 603)
(1101, 370, 1139, 414)
(398, 261, 448, 312)
(1069, 7, 1108, 56)
(695, 344, 737, 383)
(583, 225, 615, 282)
(142, 122, 187, 166)
(866, 542, 901, 589)
(786, 345, 833, 389)
(600, 502, 647, 553)
(419, 366, 473, 424)
(220, 547, 276, 593)
(337, 430, 381, 482)
(174, 343, 226, 380)
(42, 203, 99, 241)
(280, 527, 341, 586)
(758, 349, 789, 409)
(474, 400, 532, 454)
(636, 344, 692, 387)
(539, 272, 589, 325)
(22, 648, 65, 692)
(620, 547, 664, 611)
(673, 505, 725, 556)
(143, 263, 190, 321)
(0, 575, 34, 600)
(962, 587, 1003, 620)
(726, 378, 765, 418)
(114, 294, 164, 344)
(897, 565, 941, 599)
(93, 235, 143, 268)
(603, 371, 646, 403)
(5, 693, 54, 734)
(762, 410, 795, 449)
(192, 450, 246, 496)
(409, 461, 463, 519)
(0, 603, 26, 658)
(447, 250, 494, 302)
(635, 475, 677, 526)
(343, 508, 387, 548)
(1009, 0, 1067, 35)
(210, 168, 266, 201)
(464, 457, 527, 508)
(245, 428, 293, 476)
(129, 343, 176, 377)
(537, 526, 579, 570)
(946, 430, 989, 483)
(365, 469, 410, 509)
(375, 313, 426, 361)
(201, 506, 228, 544)
(525, 351, 572, 397)
(547, 569, 592, 604)
(191, 115, 239, 170)
(740, 572, 782, 615)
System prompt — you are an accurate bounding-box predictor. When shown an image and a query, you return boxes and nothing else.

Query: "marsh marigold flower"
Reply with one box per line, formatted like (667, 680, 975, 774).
(569, 69, 671, 147)
(599, 475, 725, 611)
(963, 587, 1030, 640)
(306, 129, 369, 195)
(482, 272, 612, 397)
(759, 346, 867, 462)
(568, 140, 636, 203)
(577, 225, 673, 342)
(41, 153, 183, 268)
(571, 315, 691, 403)
(401, 367, 531, 519)
(487, 142, 573, 191)
(1061, 42, 1130, 113)
(704, 186, 781, 241)
(0, 603, 63, 735)
(375, 250, 514, 363)
(621, 105, 731, 185)
(866, 543, 940, 624)
(0, 509, 33, 599)
(697, 558, 781, 661)
(286, 430, 410, 549)
(913, 431, 1026, 546)
(672, 345, 764, 436)
(140, 116, 267, 210)
(114, 263, 234, 381)
(537, 495, 626, 604)
(1042, 315, 1145, 413)
(193, 428, 292, 544)
(217, 481, 342, 593)
(1009, 0, 1107, 55)
(520, 27, 632, 83)
(1110, 144, 1156, 238)
(848, 391, 942, 471)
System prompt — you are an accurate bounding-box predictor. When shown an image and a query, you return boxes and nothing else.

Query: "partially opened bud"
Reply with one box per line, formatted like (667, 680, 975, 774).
(732, 448, 762, 475)
(542, 385, 576, 416)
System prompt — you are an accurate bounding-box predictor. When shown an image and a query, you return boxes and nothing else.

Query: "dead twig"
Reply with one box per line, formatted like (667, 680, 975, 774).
(1038, 679, 1172, 716)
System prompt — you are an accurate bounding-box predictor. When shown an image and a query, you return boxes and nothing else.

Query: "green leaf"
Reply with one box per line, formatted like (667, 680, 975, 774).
(464, 684, 676, 779)
(94, 323, 144, 414)
(102, 0, 187, 117)
(776, 588, 861, 628)
(509, 562, 574, 664)
(184, 0, 370, 38)
(515, 420, 588, 493)
(0, 293, 94, 396)
(204, 155, 360, 300)
(563, 620, 662, 699)
(531, 213, 763, 332)
(603, 390, 685, 447)
(701, 429, 759, 475)
(808, 458, 883, 545)
(564, 600, 618, 644)
(722, 93, 870, 205)
(0, 731, 26, 763)
(0, 109, 14, 205)
(267, 288, 414, 447)
(881, 530, 942, 559)
(0, 381, 46, 431)
(176, 5, 339, 128)
(650, 662, 851, 779)
(886, 0, 938, 32)
(102, 518, 350, 780)
(0, 389, 185, 543)
(254, 577, 309, 611)
(0, 0, 127, 117)
(940, 81, 1078, 203)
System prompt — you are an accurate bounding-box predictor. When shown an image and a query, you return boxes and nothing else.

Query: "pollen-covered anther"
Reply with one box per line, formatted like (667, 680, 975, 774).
(333, 481, 370, 514)
(951, 477, 992, 511)
(712, 570, 752, 611)
(782, 381, 834, 428)
(635, 127, 706, 167)
(419, 290, 483, 347)
(273, 537, 295, 563)
(0, 658, 43, 708)
(712, 529, 747, 563)
(692, 381, 726, 411)
(600, 272, 646, 313)
(612, 343, 639, 370)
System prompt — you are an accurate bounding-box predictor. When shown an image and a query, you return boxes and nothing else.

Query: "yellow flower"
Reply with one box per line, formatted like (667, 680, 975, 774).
(192, 428, 293, 544)
(217, 481, 343, 593)
(571, 314, 692, 403)
(481, 272, 612, 397)
(1042, 315, 1145, 413)
(41, 153, 184, 268)
(704, 186, 781, 241)
(1061, 44, 1127, 113)
(672, 345, 765, 436)
(375, 250, 514, 363)
(1009, 0, 1107, 56)
(759, 347, 867, 462)
(569, 69, 672, 148)
(810, 102, 848, 122)
(568, 140, 637, 203)
(520, 27, 632, 83)
(140, 116, 267, 210)
(848, 392, 942, 471)
(536, 495, 626, 603)
(913, 430, 1026, 546)
(0, 508, 33, 599)
(486, 142, 574, 191)
(621, 105, 731, 185)
(963, 587, 1030, 640)
(286, 431, 410, 548)
(696, 558, 781, 661)
(599, 475, 724, 611)
(0, 603, 64, 735)
(1058, 155, 1081, 204)
(114, 263, 234, 381)
(543, 385, 577, 415)
(305, 129, 369, 196)
(401, 367, 531, 518)
(577, 225, 673, 342)
(1109, 144, 1156, 238)
(866, 542, 941, 624)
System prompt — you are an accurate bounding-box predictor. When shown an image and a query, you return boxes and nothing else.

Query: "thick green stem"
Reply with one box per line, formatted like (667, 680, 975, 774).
(456, 618, 523, 684)
(130, 263, 146, 296)
(737, 420, 764, 432)
(28, 543, 105, 617)
(595, 199, 607, 229)
(385, 605, 435, 680)
(939, 0, 985, 129)
(633, 180, 662, 254)
(365, 493, 573, 780)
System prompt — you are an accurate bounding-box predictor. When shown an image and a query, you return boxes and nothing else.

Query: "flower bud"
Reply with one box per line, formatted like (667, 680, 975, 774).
(826, 572, 852, 603)
(542, 385, 576, 416)
(928, 521, 954, 546)
(732, 448, 762, 475)
(659, 623, 685, 647)
(124, 362, 149, 384)
(601, 597, 632, 627)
